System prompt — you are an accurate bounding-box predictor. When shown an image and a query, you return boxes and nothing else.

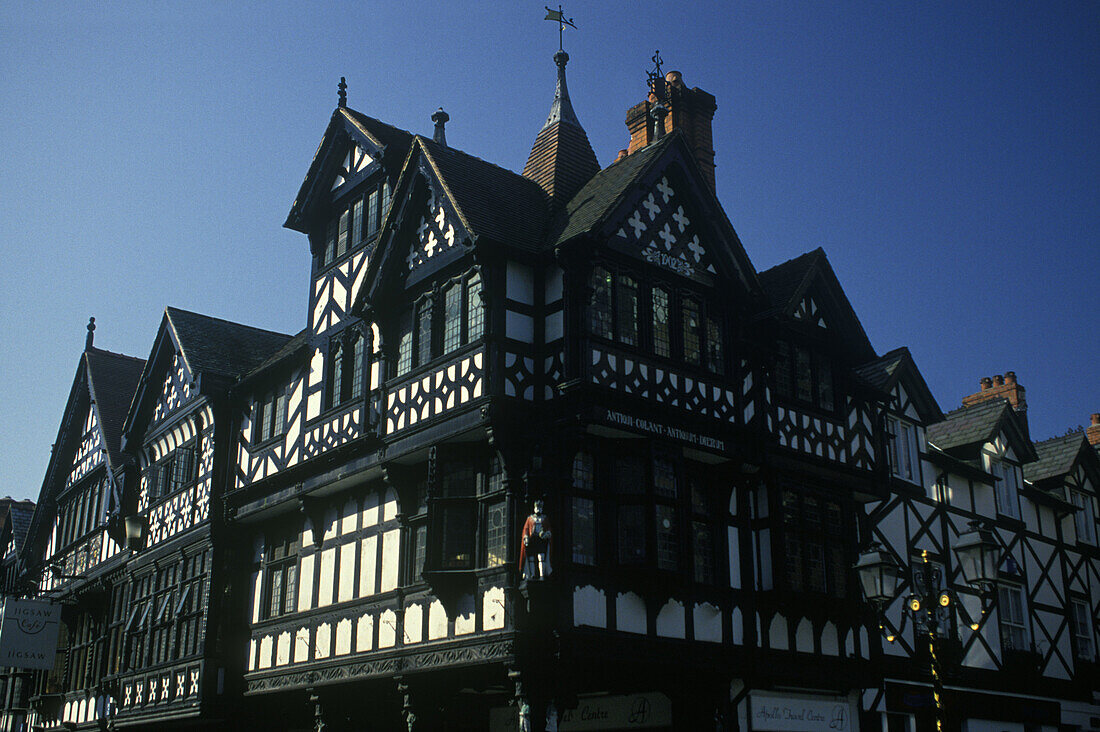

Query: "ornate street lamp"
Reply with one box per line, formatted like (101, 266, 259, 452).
(853, 542, 901, 606)
(952, 520, 999, 591)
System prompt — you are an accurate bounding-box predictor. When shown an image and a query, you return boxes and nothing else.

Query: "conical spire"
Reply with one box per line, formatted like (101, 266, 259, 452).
(523, 51, 600, 207)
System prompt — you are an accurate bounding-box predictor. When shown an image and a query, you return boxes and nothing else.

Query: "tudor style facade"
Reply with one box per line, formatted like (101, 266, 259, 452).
(10, 52, 1099, 732)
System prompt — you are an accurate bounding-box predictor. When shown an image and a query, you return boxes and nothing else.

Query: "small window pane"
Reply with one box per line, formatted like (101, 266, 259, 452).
(572, 498, 596, 565)
(485, 501, 507, 567)
(682, 298, 702, 365)
(466, 275, 484, 342)
(655, 504, 679, 570)
(572, 452, 593, 491)
(337, 209, 349, 257)
(324, 219, 336, 266)
(443, 286, 462, 353)
(381, 182, 391, 223)
(693, 521, 714, 583)
(367, 190, 380, 237)
(653, 456, 677, 499)
(614, 456, 644, 494)
(652, 287, 671, 357)
(349, 334, 364, 398)
(795, 346, 813, 402)
(396, 317, 413, 376)
(589, 267, 613, 339)
(706, 316, 723, 375)
(816, 356, 833, 410)
(417, 301, 433, 366)
(440, 504, 475, 569)
(616, 274, 638, 345)
(617, 505, 646, 564)
(330, 344, 344, 407)
(351, 198, 363, 245)
(274, 393, 287, 436)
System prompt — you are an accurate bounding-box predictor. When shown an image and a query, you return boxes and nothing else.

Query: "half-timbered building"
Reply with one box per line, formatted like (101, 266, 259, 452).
(10, 48, 1099, 732)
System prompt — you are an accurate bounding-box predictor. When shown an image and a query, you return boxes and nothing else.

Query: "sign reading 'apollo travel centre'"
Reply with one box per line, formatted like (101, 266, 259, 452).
(750, 693, 851, 732)
(0, 599, 61, 670)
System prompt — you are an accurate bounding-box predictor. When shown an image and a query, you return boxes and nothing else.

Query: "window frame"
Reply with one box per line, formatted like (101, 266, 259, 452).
(886, 415, 923, 485)
(262, 530, 301, 621)
(774, 339, 836, 413)
(998, 582, 1030, 652)
(391, 269, 486, 380)
(325, 325, 369, 411)
(1070, 489, 1096, 545)
(316, 178, 393, 272)
(778, 483, 850, 599)
(1070, 596, 1095, 661)
(989, 457, 1022, 520)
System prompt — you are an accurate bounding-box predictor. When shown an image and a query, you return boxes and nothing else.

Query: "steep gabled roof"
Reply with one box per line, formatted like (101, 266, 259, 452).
(854, 347, 944, 423)
(418, 136, 550, 252)
(1, 499, 35, 555)
(236, 327, 311, 391)
(85, 348, 146, 467)
(553, 132, 677, 247)
(165, 307, 293, 382)
(285, 106, 415, 234)
(1025, 433, 1091, 485)
(757, 248, 876, 361)
(926, 398, 1037, 462)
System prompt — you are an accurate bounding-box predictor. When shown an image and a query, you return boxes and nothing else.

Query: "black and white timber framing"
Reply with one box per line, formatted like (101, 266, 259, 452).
(9, 55, 1099, 732)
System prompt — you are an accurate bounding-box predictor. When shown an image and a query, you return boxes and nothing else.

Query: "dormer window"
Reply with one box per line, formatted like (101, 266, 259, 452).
(319, 180, 392, 268)
(255, 388, 287, 443)
(886, 416, 922, 484)
(1070, 490, 1096, 545)
(393, 273, 484, 379)
(989, 458, 1022, 520)
(775, 340, 834, 412)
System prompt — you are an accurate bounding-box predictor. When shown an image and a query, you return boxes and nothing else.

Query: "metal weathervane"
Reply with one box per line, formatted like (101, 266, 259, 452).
(544, 5, 576, 51)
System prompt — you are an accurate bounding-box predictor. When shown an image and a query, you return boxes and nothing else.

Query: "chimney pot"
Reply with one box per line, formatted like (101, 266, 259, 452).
(993, 374, 1004, 386)
(665, 70, 683, 87)
(980, 377, 993, 390)
(1005, 371, 1016, 385)
(1091, 413, 1100, 426)
(614, 149, 628, 163)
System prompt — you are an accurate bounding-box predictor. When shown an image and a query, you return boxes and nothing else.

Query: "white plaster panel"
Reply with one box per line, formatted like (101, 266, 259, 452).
(483, 586, 505, 631)
(338, 542, 356, 603)
(356, 613, 374, 652)
(795, 618, 813, 653)
(250, 570, 263, 624)
(405, 603, 423, 644)
(317, 548, 336, 607)
(248, 639, 257, 671)
(362, 492, 379, 527)
(314, 623, 331, 659)
(656, 600, 685, 639)
(545, 311, 563, 342)
(769, 614, 788, 650)
(298, 553, 315, 611)
(506, 311, 534, 343)
(728, 526, 740, 588)
(380, 529, 400, 592)
(341, 498, 358, 534)
(323, 507, 338, 542)
(694, 603, 722, 643)
(573, 585, 607, 628)
(258, 636, 273, 669)
(379, 610, 397, 648)
(429, 600, 449, 640)
(276, 631, 290, 666)
(383, 488, 398, 522)
(359, 535, 378, 597)
(506, 261, 534, 304)
(616, 592, 647, 634)
(821, 621, 839, 655)
(294, 627, 310, 663)
(544, 265, 563, 303)
(455, 599, 476, 636)
(336, 618, 352, 656)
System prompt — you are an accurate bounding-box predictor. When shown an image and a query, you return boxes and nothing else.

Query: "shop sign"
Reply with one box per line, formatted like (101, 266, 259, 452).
(602, 409, 726, 452)
(750, 692, 851, 732)
(490, 693, 672, 731)
(0, 599, 61, 669)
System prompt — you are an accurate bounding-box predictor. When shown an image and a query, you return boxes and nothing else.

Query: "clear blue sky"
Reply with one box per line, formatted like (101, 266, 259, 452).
(2, 2, 1097, 501)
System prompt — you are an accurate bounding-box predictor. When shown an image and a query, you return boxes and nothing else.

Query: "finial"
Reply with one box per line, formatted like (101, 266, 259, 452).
(85, 317, 96, 350)
(544, 5, 576, 52)
(431, 107, 449, 147)
(647, 50, 666, 102)
(338, 77, 347, 108)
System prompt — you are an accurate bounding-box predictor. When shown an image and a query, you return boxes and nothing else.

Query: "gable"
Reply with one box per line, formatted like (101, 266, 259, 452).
(330, 143, 375, 193)
(150, 352, 196, 427)
(609, 173, 718, 284)
(66, 400, 105, 489)
(404, 175, 469, 281)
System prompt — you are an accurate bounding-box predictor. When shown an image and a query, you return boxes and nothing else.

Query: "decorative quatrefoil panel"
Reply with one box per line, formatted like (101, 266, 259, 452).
(407, 198, 459, 271)
(614, 176, 717, 279)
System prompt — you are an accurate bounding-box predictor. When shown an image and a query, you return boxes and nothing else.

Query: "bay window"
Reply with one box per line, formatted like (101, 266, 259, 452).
(263, 531, 300, 620)
(779, 484, 849, 597)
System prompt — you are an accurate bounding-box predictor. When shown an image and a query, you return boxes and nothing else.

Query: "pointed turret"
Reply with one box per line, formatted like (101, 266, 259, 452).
(522, 50, 600, 207)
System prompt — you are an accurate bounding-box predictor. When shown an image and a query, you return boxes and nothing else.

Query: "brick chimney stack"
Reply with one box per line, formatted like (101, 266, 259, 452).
(1086, 413, 1100, 447)
(624, 70, 717, 194)
(962, 371, 1029, 439)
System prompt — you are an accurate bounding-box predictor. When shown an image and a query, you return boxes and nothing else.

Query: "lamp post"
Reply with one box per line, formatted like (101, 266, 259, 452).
(855, 524, 1000, 732)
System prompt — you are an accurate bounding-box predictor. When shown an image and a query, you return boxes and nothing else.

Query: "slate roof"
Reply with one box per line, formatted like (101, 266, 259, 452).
(238, 328, 311, 388)
(1025, 433, 1087, 484)
(343, 108, 415, 155)
(926, 398, 1012, 453)
(5, 499, 35, 554)
(85, 347, 145, 467)
(758, 248, 822, 311)
(418, 136, 550, 253)
(854, 348, 908, 391)
(552, 132, 677, 247)
(166, 307, 293, 381)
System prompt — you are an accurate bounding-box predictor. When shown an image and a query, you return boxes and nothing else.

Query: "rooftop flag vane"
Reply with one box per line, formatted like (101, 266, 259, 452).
(544, 5, 576, 51)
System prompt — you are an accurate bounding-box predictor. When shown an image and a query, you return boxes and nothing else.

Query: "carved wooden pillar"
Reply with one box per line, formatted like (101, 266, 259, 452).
(395, 676, 417, 731)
